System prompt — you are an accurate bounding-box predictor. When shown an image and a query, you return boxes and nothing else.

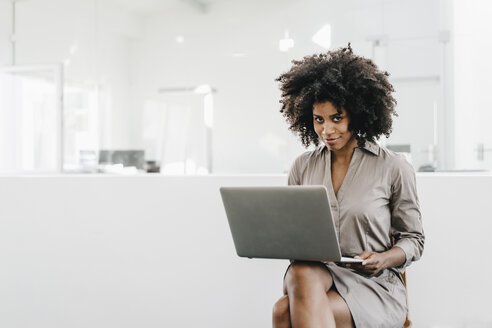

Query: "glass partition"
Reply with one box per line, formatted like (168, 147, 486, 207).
(0, 65, 63, 173)
(0, 0, 491, 174)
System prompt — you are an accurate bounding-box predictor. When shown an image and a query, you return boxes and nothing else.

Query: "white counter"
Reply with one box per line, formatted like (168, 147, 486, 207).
(0, 175, 491, 328)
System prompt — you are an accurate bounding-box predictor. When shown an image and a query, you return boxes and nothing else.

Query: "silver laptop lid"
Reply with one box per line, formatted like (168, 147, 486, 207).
(220, 186, 342, 262)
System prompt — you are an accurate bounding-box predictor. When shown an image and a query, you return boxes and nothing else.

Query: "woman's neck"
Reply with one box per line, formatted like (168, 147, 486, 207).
(330, 137, 358, 165)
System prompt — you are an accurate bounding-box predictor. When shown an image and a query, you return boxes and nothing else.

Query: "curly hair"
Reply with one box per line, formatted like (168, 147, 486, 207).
(276, 44, 397, 148)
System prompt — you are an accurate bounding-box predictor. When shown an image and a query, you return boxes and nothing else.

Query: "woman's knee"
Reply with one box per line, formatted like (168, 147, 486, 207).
(284, 261, 332, 290)
(272, 295, 289, 322)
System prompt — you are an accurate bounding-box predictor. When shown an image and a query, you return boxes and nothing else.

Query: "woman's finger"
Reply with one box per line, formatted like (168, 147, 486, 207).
(362, 254, 377, 265)
(357, 251, 372, 260)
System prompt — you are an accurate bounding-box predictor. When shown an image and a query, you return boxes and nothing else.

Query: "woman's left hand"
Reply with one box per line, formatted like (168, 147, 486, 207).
(352, 251, 388, 276)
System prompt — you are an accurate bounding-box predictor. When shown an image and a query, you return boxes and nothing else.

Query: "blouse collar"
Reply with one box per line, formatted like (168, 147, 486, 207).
(317, 140, 380, 156)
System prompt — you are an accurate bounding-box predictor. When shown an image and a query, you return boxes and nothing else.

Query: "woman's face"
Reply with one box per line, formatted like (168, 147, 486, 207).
(313, 101, 355, 152)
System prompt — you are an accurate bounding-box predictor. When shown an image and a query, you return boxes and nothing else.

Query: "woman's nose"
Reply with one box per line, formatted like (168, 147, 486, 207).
(322, 123, 335, 135)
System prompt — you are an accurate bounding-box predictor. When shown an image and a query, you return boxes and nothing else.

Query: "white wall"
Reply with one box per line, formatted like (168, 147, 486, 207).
(409, 174, 492, 327)
(0, 174, 491, 328)
(0, 0, 13, 65)
(0, 175, 287, 328)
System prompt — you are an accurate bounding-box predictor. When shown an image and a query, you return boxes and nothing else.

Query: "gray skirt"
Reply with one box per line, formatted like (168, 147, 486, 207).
(285, 262, 407, 328)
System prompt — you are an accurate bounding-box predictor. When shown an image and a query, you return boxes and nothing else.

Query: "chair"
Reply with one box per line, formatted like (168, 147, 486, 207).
(393, 235, 412, 328)
(401, 271, 412, 328)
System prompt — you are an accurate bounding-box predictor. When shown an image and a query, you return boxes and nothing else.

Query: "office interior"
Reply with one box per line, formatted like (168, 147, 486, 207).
(0, 0, 491, 327)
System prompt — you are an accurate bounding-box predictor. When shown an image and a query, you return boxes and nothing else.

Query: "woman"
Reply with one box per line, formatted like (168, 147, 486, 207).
(272, 44, 425, 328)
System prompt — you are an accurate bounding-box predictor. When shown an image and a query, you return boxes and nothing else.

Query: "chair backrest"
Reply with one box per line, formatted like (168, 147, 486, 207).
(401, 271, 412, 328)
(392, 237, 412, 328)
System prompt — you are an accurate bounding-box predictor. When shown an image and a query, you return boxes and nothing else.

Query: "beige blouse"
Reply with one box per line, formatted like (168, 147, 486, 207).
(288, 141, 425, 271)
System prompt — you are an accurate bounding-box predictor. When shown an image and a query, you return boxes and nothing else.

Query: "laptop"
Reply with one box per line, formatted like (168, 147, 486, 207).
(220, 185, 362, 263)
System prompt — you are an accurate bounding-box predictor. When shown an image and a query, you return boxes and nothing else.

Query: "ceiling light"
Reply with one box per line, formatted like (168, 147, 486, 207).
(176, 36, 184, 44)
(231, 53, 247, 58)
(279, 30, 294, 52)
(312, 24, 331, 49)
(194, 84, 212, 94)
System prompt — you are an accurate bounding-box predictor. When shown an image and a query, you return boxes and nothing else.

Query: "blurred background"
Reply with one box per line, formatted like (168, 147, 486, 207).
(0, 0, 491, 175)
(2, 2, 492, 327)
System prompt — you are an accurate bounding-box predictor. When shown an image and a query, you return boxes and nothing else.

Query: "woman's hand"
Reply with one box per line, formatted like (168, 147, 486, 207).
(346, 247, 406, 276)
(352, 251, 388, 276)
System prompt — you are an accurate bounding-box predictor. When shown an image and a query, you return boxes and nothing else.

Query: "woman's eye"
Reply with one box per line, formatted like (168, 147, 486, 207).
(314, 117, 323, 123)
(333, 116, 342, 122)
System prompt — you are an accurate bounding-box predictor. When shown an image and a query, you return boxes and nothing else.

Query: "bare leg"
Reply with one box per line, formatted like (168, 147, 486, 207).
(283, 262, 336, 328)
(327, 290, 354, 328)
(272, 295, 290, 328)
(272, 291, 354, 328)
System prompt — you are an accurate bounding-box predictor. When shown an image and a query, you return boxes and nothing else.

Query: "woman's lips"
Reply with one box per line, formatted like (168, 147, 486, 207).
(324, 137, 340, 145)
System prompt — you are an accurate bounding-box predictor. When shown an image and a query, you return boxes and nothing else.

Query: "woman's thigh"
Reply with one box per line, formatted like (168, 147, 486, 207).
(283, 261, 334, 293)
(282, 261, 354, 325)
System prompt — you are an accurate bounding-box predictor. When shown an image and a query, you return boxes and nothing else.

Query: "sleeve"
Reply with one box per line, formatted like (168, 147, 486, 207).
(390, 156, 425, 272)
(287, 153, 305, 186)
